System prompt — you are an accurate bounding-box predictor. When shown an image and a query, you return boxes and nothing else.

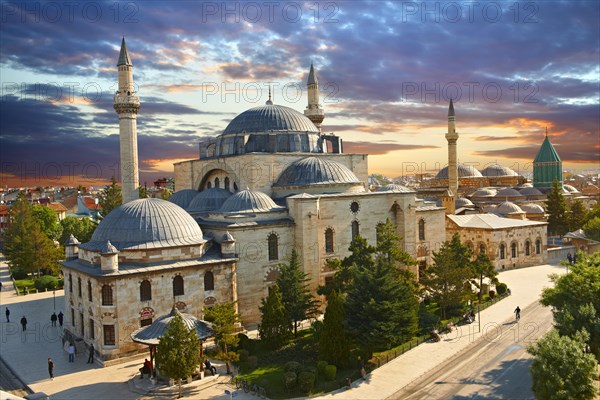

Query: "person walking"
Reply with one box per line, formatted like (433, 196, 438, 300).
(50, 312, 57, 327)
(20, 316, 27, 331)
(567, 252, 573, 264)
(48, 358, 54, 380)
(5, 307, 9, 323)
(68, 343, 75, 362)
(514, 306, 521, 321)
(358, 357, 366, 380)
(57, 311, 64, 327)
(87, 344, 94, 364)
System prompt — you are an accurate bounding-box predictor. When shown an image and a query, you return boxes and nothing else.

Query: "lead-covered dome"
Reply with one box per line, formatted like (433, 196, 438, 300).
(223, 104, 319, 135)
(435, 163, 483, 179)
(377, 184, 414, 193)
(168, 189, 198, 209)
(481, 165, 519, 177)
(521, 203, 545, 214)
(519, 186, 544, 196)
(81, 198, 204, 250)
(494, 201, 524, 216)
(219, 189, 283, 213)
(188, 188, 232, 212)
(274, 157, 360, 187)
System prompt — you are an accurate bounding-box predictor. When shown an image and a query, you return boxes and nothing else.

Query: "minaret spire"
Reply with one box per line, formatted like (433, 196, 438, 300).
(445, 99, 459, 195)
(304, 63, 324, 132)
(113, 37, 140, 204)
(266, 84, 273, 105)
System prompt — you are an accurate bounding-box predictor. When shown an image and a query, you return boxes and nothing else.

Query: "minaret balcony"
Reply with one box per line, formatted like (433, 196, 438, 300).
(113, 94, 140, 106)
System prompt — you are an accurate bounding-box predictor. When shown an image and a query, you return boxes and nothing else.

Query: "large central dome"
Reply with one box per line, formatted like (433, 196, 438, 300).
(223, 104, 319, 135)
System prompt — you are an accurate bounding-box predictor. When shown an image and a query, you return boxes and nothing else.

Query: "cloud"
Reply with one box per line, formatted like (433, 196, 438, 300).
(344, 141, 439, 155)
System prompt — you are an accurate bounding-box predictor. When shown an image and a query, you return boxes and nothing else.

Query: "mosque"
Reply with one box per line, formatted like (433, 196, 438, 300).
(61, 38, 549, 364)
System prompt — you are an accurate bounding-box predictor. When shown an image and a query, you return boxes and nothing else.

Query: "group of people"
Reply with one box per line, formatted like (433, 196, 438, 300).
(138, 357, 217, 380)
(4, 307, 64, 331)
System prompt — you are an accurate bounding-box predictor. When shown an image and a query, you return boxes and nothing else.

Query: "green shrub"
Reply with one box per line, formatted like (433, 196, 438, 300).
(11, 270, 28, 280)
(303, 365, 318, 380)
(284, 361, 302, 375)
(34, 275, 58, 291)
(311, 320, 324, 342)
(316, 360, 328, 374)
(298, 371, 315, 394)
(496, 283, 508, 295)
(283, 371, 297, 390)
(237, 349, 249, 362)
(324, 364, 337, 381)
(247, 355, 258, 369)
(237, 333, 255, 352)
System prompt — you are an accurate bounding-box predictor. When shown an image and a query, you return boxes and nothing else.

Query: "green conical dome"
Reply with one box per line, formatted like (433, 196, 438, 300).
(533, 136, 561, 163)
(533, 135, 562, 189)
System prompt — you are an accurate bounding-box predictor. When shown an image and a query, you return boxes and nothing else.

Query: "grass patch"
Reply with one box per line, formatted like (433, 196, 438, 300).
(14, 279, 35, 294)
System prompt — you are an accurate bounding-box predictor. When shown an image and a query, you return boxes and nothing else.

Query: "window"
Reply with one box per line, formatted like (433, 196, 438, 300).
(224, 177, 230, 191)
(215, 177, 220, 188)
(525, 241, 531, 256)
(418, 219, 425, 241)
(324, 276, 334, 287)
(101, 285, 113, 306)
(268, 233, 278, 261)
(535, 239, 541, 254)
(173, 276, 184, 296)
(69, 274, 73, 293)
(511, 243, 517, 258)
(351, 221, 359, 241)
(80, 313, 84, 336)
(78, 277, 82, 297)
(207, 181, 212, 189)
(500, 244, 506, 260)
(89, 319, 95, 339)
(479, 244, 486, 255)
(87, 281, 92, 302)
(204, 271, 214, 291)
(141, 318, 152, 327)
(103, 325, 115, 346)
(71, 309, 75, 328)
(140, 280, 151, 301)
(325, 228, 334, 253)
(350, 201, 360, 213)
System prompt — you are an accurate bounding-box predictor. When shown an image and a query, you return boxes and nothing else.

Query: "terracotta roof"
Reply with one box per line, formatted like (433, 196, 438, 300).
(83, 197, 102, 210)
(48, 202, 67, 212)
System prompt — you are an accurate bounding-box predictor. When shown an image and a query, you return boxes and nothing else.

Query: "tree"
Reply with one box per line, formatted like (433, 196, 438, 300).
(203, 302, 240, 374)
(32, 204, 62, 241)
(98, 176, 122, 218)
(277, 249, 319, 336)
(138, 185, 150, 199)
(540, 252, 600, 360)
(567, 199, 588, 232)
(3, 193, 62, 276)
(527, 329, 597, 400)
(471, 253, 499, 304)
(160, 188, 173, 200)
(375, 219, 416, 268)
(258, 285, 291, 349)
(546, 179, 568, 236)
(582, 216, 600, 242)
(319, 290, 350, 367)
(59, 216, 97, 244)
(155, 312, 201, 398)
(420, 234, 473, 319)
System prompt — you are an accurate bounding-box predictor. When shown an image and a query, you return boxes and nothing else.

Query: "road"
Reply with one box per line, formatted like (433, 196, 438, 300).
(389, 300, 553, 400)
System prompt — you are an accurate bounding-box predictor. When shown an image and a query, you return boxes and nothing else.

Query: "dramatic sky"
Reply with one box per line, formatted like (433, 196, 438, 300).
(1, 0, 598, 188)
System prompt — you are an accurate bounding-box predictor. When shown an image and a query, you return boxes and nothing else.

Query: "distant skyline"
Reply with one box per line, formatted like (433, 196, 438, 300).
(1, 1, 598, 188)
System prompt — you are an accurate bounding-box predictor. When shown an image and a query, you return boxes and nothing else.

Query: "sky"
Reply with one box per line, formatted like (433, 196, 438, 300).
(1, 0, 599, 188)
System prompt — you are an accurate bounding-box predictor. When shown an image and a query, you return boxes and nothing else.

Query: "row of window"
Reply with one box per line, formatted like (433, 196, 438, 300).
(69, 273, 215, 305)
(206, 176, 238, 192)
(468, 239, 542, 259)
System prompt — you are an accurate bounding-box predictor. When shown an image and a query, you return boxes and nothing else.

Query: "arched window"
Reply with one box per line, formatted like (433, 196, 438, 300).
(101, 285, 113, 306)
(214, 177, 220, 188)
(78, 277, 82, 297)
(535, 239, 541, 254)
(69, 274, 73, 293)
(207, 181, 212, 189)
(351, 220, 359, 241)
(224, 177, 230, 191)
(511, 242, 517, 258)
(140, 280, 151, 301)
(268, 233, 278, 261)
(325, 228, 334, 253)
(479, 243, 486, 255)
(204, 271, 214, 291)
(233, 182, 238, 191)
(500, 244, 506, 260)
(418, 219, 425, 241)
(87, 280, 92, 301)
(525, 240, 531, 256)
(173, 275, 184, 296)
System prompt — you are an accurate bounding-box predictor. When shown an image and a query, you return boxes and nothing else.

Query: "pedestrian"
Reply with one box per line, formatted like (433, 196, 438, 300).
(51, 312, 57, 327)
(567, 252, 572, 264)
(358, 357, 366, 381)
(68, 343, 75, 362)
(20, 316, 27, 331)
(204, 358, 217, 375)
(87, 344, 94, 364)
(5, 307, 9, 323)
(57, 311, 64, 327)
(48, 358, 54, 380)
(514, 306, 521, 321)
(0, 281, 3, 291)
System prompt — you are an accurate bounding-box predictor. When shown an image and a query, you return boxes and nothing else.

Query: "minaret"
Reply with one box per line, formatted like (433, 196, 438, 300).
(445, 99, 459, 195)
(304, 63, 324, 131)
(113, 37, 140, 204)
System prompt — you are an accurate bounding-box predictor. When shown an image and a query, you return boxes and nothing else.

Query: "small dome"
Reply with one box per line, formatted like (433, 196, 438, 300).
(471, 188, 497, 198)
(274, 157, 360, 187)
(219, 189, 282, 213)
(223, 104, 319, 135)
(521, 203, 545, 214)
(82, 198, 204, 250)
(456, 198, 474, 207)
(494, 201, 524, 215)
(168, 189, 198, 209)
(481, 165, 519, 177)
(131, 308, 214, 345)
(495, 187, 523, 198)
(435, 163, 483, 179)
(378, 184, 414, 193)
(518, 183, 533, 188)
(519, 187, 543, 196)
(563, 184, 580, 193)
(188, 188, 232, 212)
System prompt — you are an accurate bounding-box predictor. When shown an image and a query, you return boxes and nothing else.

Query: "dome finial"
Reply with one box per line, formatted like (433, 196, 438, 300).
(266, 84, 273, 105)
(545, 126, 548, 137)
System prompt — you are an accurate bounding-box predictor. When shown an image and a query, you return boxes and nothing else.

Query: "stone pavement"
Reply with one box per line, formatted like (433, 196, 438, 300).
(0, 253, 566, 400)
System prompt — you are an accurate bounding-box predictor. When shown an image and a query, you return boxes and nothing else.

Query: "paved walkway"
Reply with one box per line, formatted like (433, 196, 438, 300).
(0, 254, 566, 399)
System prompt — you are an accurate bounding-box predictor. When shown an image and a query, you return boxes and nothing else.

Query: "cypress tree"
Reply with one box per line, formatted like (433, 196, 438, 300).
(546, 179, 568, 236)
(258, 285, 291, 349)
(319, 290, 349, 366)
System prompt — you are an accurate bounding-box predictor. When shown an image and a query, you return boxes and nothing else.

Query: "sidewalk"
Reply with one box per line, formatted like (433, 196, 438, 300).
(0, 258, 565, 400)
